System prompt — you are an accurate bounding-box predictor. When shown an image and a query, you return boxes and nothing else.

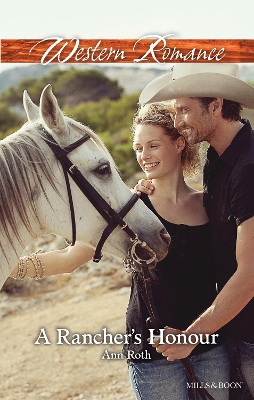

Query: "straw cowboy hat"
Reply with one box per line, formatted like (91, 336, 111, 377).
(139, 63, 254, 109)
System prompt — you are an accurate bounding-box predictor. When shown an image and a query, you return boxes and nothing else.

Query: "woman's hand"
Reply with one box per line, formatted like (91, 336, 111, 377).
(133, 179, 155, 195)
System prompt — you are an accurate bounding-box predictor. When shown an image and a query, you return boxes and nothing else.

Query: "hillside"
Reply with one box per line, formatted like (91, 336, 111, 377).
(1, 63, 253, 96)
(0, 64, 169, 96)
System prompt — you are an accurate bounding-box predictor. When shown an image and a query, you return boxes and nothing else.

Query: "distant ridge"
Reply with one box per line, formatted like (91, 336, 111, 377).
(0, 64, 169, 96)
(0, 64, 57, 93)
(0, 63, 253, 96)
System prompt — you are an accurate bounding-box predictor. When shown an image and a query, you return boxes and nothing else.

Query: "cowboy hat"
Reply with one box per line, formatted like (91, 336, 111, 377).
(139, 63, 254, 109)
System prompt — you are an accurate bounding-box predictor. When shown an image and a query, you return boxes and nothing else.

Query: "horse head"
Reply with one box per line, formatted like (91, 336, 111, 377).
(0, 85, 170, 286)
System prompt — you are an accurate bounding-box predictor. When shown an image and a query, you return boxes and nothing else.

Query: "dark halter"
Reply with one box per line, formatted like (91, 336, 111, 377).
(41, 127, 156, 265)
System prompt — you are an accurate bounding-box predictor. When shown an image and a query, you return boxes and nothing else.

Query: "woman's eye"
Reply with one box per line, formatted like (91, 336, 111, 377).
(94, 163, 111, 175)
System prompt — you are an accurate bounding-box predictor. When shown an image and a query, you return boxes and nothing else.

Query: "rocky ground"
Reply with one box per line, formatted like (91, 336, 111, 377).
(0, 254, 136, 400)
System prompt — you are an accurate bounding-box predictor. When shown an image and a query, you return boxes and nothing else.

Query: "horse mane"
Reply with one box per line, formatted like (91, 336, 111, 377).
(0, 117, 117, 262)
(0, 123, 58, 259)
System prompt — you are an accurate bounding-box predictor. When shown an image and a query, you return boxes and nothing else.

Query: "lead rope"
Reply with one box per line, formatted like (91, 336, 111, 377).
(134, 263, 215, 400)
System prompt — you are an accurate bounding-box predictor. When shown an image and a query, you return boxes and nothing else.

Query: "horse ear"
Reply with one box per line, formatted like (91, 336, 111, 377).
(23, 90, 39, 122)
(39, 84, 66, 133)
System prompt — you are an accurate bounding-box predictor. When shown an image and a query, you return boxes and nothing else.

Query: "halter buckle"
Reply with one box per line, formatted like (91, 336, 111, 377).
(69, 164, 75, 174)
(129, 236, 157, 265)
(93, 253, 103, 263)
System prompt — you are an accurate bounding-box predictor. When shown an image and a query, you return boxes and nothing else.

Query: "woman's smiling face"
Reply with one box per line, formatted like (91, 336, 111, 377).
(133, 124, 183, 180)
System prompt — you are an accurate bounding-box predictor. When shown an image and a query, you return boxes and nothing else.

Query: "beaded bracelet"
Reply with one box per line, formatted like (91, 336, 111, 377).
(13, 250, 45, 280)
(30, 251, 45, 280)
(13, 256, 29, 280)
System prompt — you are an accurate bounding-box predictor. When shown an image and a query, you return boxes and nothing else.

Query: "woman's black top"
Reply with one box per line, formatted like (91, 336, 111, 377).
(123, 193, 226, 362)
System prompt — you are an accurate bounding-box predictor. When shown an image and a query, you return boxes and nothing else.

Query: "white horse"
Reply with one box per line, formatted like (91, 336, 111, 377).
(0, 84, 169, 289)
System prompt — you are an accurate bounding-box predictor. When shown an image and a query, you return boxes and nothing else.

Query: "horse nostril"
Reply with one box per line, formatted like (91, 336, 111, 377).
(160, 228, 171, 246)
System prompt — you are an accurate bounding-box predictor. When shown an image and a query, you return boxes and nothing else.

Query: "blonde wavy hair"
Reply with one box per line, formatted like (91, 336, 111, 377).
(131, 102, 202, 178)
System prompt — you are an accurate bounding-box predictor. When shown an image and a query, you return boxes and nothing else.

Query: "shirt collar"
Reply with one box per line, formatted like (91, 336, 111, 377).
(207, 119, 252, 166)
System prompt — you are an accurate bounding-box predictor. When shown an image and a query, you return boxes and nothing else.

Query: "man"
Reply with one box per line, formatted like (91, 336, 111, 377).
(138, 63, 254, 398)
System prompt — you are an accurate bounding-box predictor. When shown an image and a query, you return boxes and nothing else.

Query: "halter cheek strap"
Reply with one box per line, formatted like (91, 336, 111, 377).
(93, 193, 140, 262)
(42, 130, 91, 247)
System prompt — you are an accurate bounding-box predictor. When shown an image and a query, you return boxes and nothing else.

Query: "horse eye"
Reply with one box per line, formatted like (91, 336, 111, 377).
(94, 163, 111, 175)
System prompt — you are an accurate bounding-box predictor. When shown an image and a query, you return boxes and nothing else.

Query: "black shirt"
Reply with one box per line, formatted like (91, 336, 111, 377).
(123, 193, 224, 361)
(203, 119, 254, 343)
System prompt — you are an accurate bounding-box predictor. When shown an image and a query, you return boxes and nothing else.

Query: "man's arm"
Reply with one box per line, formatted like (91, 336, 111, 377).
(154, 216, 254, 360)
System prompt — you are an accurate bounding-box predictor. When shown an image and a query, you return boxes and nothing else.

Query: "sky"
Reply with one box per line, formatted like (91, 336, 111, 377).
(0, 0, 253, 74)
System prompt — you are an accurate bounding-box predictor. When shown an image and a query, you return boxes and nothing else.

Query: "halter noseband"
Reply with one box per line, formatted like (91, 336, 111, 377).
(41, 127, 156, 266)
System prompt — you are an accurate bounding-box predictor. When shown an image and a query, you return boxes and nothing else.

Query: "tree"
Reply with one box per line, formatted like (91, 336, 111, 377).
(0, 68, 124, 109)
(54, 68, 123, 107)
(0, 77, 45, 106)
(0, 103, 23, 139)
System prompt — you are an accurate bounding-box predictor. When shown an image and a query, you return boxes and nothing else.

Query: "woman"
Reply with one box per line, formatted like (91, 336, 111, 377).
(123, 102, 230, 400)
